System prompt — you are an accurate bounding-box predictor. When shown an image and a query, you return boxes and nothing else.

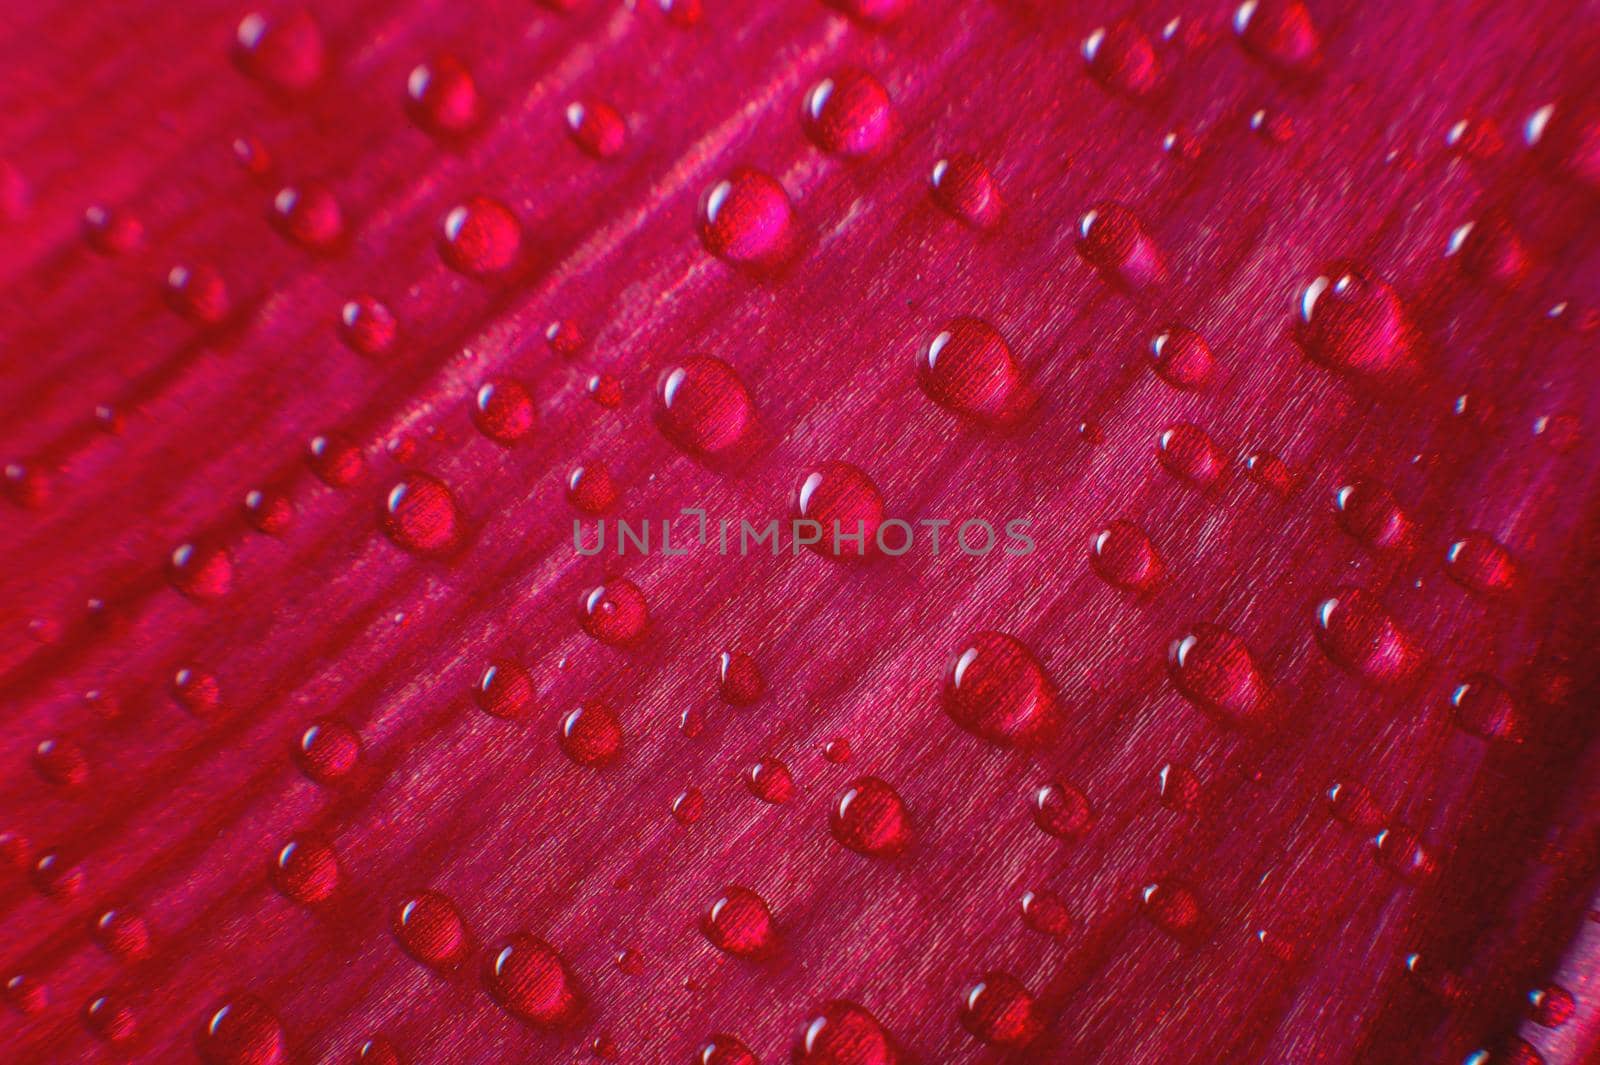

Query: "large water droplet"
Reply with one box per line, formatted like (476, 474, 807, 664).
(1451, 674, 1524, 743)
(1334, 479, 1414, 553)
(270, 182, 343, 251)
(1077, 202, 1164, 289)
(656, 356, 755, 457)
(272, 838, 339, 905)
(943, 632, 1061, 747)
(382, 474, 463, 556)
(566, 98, 627, 158)
(1082, 20, 1165, 99)
(918, 318, 1029, 425)
(717, 651, 765, 705)
(394, 891, 469, 969)
(559, 702, 624, 767)
(1167, 623, 1273, 728)
(199, 995, 287, 1065)
(169, 540, 234, 600)
(440, 196, 523, 278)
(234, 10, 325, 94)
(1294, 265, 1422, 388)
(1149, 326, 1215, 389)
(484, 934, 584, 1028)
(830, 777, 912, 856)
(699, 168, 795, 269)
(1232, 0, 1321, 74)
(958, 973, 1042, 1048)
(795, 462, 885, 560)
(473, 377, 536, 445)
(1444, 532, 1517, 595)
(930, 154, 1003, 229)
(578, 579, 649, 645)
(1314, 588, 1424, 685)
(794, 1000, 900, 1065)
(702, 885, 777, 958)
(803, 70, 893, 157)
(1156, 423, 1225, 488)
(1090, 520, 1164, 592)
(407, 55, 481, 137)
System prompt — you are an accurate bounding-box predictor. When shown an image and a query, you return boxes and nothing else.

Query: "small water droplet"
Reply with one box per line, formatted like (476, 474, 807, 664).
(1020, 889, 1073, 936)
(472, 377, 536, 445)
(169, 540, 234, 600)
(82, 205, 144, 254)
(1450, 674, 1524, 743)
(1528, 985, 1575, 1027)
(1149, 326, 1215, 388)
(794, 461, 885, 560)
(308, 432, 365, 487)
(164, 263, 231, 326)
(84, 993, 138, 1043)
(717, 651, 765, 705)
(559, 702, 624, 767)
(339, 296, 397, 356)
(672, 787, 705, 825)
(272, 838, 339, 905)
(270, 182, 343, 251)
(795, 1001, 900, 1065)
(567, 465, 618, 514)
(1090, 520, 1164, 592)
(1156, 423, 1225, 488)
(745, 756, 795, 804)
(1140, 879, 1207, 942)
(1444, 532, 1517, 595)
(1333, 478, 1415, 553)
(699, 1034, 756, 1065)
(1168, 624, 1273, 728)
(1157, 761, 1203, 813)
(1031, 781, 1093, 840)
(91, 908, 151, 960)
(296, 719, 360, 782)
(1232, 0, 1321, 74)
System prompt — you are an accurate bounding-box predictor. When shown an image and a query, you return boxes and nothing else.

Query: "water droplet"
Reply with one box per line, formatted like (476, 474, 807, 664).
(4, 973, 47, 1015)
(823, 738, 852, 763)
(484, 934, 584, 1028)
(1528, 984, 1575, 1027)
(1446, 212, 1531, 288)
(699, 168, 795, 269)
(566, 98, 627, 158)
(199, 995, 287, 1065)
(296, 719, 360, 782)
(545, 319, 585, 357)
(918, 317, 1030, 425)
(169, 541, 234, 600)
(1244, 450, 1295, 495)
(1149, 326, 1215, 388)
(794, 1001, 900, 1065)
(656, 356, 754, 457)
(339, 296, 397, 356)
(579, 579, 648, 645)
(272, 838, 339, 905)
(476, 660, 536, 720)
(32, 850, 84, 898)
(958, 973, 1042, 1048)
(1373, 824, 1436, 880)
(699, 1034, 756, 1065)
(407, 55, 481, 137)
(1333, 478, 1415, 553)
(717, 651, 765, 705)
(702, 885, 776, 958)
(85, 993, 138, 1043)
(3, 461, 51, 509)
(803, 70, 893, 157)
(270, 182, 343, 251)
(943, 632, 1061, 747)
(440, 196, 522, 278)
(242, 487, 293, 535)
(1232, 0, 1321, 74)
(308, 432, 365, 487)
(394, 891, 469, 969)
(1156, 423, 1225, 488)
(672, 787, 705, 825)
(33, 737, 88, 789)
(358, 1037, 402, 1065)
(1294, 264, 1422, 388)
(1077, 202, 1164, 289)
(1020, 889, 1073, 936)
(1451, 674, 1524, 742)
(659, 0, 704, 27)
(1444, 532, 1517, 595)
(1525, 99, 1600, 192)
(234, 10, 325, 94)
(1140, 879, 1207, 942)
(929, 154, 1002, 229)
(1157, 761, 1203, 813)
(471, 378, 536, 445)
(82, 205, 144, 255)
(91, 908, 151, 960)
(382, 474, 463, 556)
(1326, 780, 1386, 830)
(586, 373, 622, 408)
(560, 702, 624, 767)
(1082, 21, 1165, 99)
(567, 465, 618, 514)
(745, 756, 795, 804)
(1314, 588, 1424, 685)
(1031, 781, 1093, 840)
(795, 461, 885, 560)
(165, 263, 232, 326)
(830, 776, 912, 856)
(1167, 623, 1273, 728)
(1090, 520, 1164, 592)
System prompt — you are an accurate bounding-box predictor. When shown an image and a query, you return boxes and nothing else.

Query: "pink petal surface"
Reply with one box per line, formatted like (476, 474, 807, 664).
(2, 1, 1598, 1063)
